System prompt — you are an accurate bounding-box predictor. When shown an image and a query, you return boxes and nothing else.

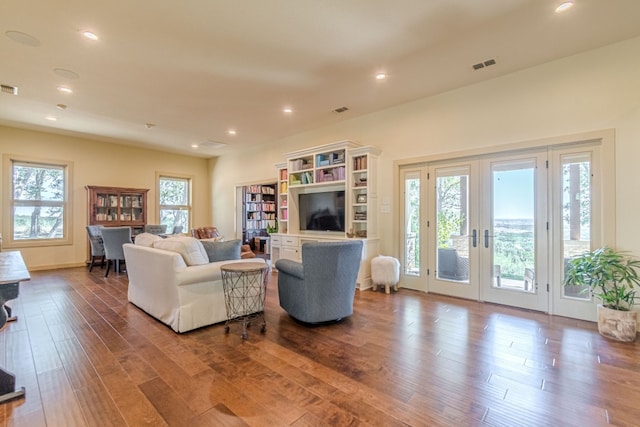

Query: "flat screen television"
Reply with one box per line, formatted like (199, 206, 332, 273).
(298, 190, 345, 232)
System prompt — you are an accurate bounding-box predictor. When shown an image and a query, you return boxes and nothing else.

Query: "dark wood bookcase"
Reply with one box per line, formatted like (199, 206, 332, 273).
(86, 185, 149, 236)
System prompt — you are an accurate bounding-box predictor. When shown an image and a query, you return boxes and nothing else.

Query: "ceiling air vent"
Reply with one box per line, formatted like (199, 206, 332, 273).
(472, 58, 497, 71)
(201, 140, 227, 149)
(333, 106, 349, 113)
(1, 84, 18, 95)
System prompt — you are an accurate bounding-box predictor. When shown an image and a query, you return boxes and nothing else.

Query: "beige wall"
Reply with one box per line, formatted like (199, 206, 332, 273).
(1, 127, 211, 270)
(212, 36, 640, 257)
(2, 36, 639, 270)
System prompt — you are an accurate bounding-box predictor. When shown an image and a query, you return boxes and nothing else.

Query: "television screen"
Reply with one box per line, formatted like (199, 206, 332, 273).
(299, 191, 345, 232)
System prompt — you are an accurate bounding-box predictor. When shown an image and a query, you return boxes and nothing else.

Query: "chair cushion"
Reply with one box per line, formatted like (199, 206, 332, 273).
(200, 239, 242, 262)
(134, 232, 163, 247)
(153, 236, 209, 266)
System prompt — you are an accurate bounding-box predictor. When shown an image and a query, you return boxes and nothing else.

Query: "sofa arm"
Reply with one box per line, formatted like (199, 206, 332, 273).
(275, 259, 304, 280)
(175, 263, 223, 286)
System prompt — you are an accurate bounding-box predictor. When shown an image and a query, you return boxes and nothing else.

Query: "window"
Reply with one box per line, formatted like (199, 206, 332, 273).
(403, 171, 421, 276)
(561, 152, 592, 300)
(158, 175, 191, 232)
(3, 155, 72, 247)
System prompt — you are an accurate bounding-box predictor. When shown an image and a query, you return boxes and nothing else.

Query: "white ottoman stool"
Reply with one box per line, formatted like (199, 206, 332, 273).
(371, 255, 400, 294)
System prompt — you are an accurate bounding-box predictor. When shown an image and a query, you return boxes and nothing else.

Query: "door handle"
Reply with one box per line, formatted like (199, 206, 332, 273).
(484, 229, 489, 248)
(472, 229, 477, 248)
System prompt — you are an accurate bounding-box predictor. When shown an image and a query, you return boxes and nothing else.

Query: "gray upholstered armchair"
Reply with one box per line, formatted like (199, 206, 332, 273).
(275, 240, 363, 323)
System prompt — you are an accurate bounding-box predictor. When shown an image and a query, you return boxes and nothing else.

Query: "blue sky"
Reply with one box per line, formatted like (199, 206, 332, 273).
(493, 169, 534, 220)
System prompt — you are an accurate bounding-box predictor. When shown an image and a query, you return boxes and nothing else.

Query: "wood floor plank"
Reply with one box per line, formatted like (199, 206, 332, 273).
(3, 267, 640, 426)
(191, 403, 250, 427)
(38, 367, 87, 426)
(139, 377, 197, 427)
(100, 366, 167, 426)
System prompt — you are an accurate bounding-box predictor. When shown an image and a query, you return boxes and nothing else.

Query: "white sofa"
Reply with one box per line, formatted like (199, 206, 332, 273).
(123, 242, 266, 333)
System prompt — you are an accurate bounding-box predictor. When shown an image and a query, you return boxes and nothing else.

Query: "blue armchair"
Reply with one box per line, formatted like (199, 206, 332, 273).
(275, 240, 363, 323)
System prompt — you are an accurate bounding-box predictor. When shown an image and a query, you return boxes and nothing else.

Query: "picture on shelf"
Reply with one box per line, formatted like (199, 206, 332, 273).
(356, 194, 367, 203)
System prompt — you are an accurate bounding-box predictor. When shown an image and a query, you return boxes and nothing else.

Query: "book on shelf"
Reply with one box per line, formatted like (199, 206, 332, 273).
(330, 151, 345, 164)
(353, 155, 367, 171)
(290, 158, 312, 171)
(301, 171, 313, 184)
(354, 177, 368, 187)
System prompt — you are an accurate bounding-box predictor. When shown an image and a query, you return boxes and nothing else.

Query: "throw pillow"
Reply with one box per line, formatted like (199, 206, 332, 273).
(200, 239, 242, 262)
(134, 232, 163, 247)
(153, 236, 209, 266)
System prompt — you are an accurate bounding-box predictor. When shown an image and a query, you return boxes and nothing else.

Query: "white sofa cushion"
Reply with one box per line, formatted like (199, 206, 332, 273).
(153, 236, 209, 266)
(135, 232, 163, 247)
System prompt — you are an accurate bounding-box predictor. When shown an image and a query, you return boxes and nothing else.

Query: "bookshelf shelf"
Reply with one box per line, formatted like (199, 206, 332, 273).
(276, 163, 289, 234)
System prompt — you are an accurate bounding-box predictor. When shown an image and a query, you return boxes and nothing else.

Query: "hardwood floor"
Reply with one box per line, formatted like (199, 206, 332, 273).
(1, 266, 640, 426)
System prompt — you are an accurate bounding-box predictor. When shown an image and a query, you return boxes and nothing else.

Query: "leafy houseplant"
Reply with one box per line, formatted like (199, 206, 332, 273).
(266, 220, 278, 235)
(564, 246, 640, 341)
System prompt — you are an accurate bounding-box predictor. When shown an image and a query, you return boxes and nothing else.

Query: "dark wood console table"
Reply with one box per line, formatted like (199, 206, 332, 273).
(0, 251, 30, 403)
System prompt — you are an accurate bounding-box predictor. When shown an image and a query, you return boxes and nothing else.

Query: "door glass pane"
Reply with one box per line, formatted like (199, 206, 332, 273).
(492, 163, 535, 292)
(436, 169, 469, 283)
(561, 154, 591, 300)
(404, 173, 420, 275)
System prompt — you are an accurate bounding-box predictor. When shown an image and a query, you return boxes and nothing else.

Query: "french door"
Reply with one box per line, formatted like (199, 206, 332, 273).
(423, 151, 548, 312)
(478, 151, 548, 312)
(428, 162, 480, 300)
(400, 140, 606, 318)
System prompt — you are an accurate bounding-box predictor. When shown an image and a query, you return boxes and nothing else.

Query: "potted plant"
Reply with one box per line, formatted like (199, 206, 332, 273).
(266, 220, 278, 235)
(564, 246, 640, 342)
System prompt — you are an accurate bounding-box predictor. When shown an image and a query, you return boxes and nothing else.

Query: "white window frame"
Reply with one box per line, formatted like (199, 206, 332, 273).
(2, 154, 73, 248)
(157, 173, 193, 232)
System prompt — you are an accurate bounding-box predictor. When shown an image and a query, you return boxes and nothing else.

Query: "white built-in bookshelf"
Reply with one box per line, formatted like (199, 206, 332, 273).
(271, 141, 380, 289)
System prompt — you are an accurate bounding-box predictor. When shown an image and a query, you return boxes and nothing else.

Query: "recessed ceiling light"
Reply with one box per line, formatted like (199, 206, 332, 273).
(283, 107, 293, 114)
(53, 68, 80, 79)
(555, 1, 574, 13)
(45, 116, 57, 121)
(227, 129, 237, 136)
(375, 72, 386, 80)
(57, 86, 73, 94)
(82, 31, 98, 41)
(5, 30, 40, 47)
(191, 144, 199, 149)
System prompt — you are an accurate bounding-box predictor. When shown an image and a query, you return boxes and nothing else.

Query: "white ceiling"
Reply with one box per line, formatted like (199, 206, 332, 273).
(1, 0, 640, 157)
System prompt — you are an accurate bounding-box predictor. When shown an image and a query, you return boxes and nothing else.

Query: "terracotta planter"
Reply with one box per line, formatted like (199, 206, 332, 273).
(597, 304, 638, 342)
